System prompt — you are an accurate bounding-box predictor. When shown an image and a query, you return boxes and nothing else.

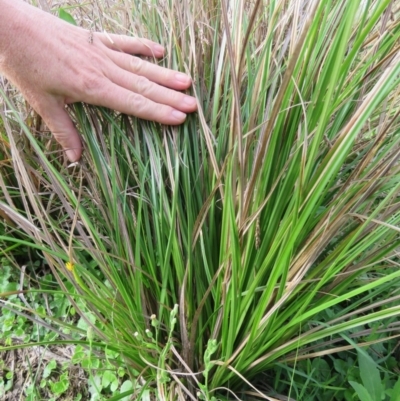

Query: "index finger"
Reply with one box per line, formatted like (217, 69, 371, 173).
(89, 81, 188, 125)
(108, 51, 192, 91)
(97, 33, 165, 58)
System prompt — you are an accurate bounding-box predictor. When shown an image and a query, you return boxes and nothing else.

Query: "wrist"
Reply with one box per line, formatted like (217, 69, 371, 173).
(0, 1, 40, 70)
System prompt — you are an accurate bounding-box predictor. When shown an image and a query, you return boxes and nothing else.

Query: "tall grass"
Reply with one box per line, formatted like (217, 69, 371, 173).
(1, 0, 400, 399)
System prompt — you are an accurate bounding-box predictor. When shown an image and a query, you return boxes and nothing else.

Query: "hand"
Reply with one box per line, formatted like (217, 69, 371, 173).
(0, 1, 197, 161)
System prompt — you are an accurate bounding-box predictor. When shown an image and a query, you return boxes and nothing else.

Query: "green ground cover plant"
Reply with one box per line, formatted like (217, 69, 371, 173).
(1, 0, 400, 399)
(348, 350, 400, 401)
(0, 256, 138, 401)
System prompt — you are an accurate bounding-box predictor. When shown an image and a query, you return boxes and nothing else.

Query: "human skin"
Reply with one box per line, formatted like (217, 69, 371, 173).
(0, 0, 197, 161)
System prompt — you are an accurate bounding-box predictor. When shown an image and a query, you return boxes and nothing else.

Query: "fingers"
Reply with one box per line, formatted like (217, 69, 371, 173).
(107, 50, 193, 91)
(109, 70, 197, 114)
(91, 81, 188, 125)
(36, 97, 82, 162)
(97, 33, 165, 58)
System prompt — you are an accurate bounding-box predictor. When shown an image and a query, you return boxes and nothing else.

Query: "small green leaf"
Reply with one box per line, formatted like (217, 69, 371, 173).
(358, 351, 383, 401)
(58, 8, 77, 26)
(50, 379, 69, 395)
(344, 388, 354, 401)
(72, 350, 85, 364)
(81, 358, 90, 369)
(43, 359, 57, 378)
(14, 328, 24, 336)
(60, 372, 68, 381)
(102, 370, 117, 388)
(105, 348, 119, 359)
(36, 305, 46, 317)
(334, 358, 347, 375)
(390, 377, 400, 401)
(77, 313, 97, 331)
(4, 378, 12, 392)
(110, 378, 119, 393)
(349, 381, 374, 401)
(312, 358, 331, 382)
(88, 375, 102, 397)
(81, 356, 100, 369)
(120, 380, 133, 392)
(25, 384, 35, 395)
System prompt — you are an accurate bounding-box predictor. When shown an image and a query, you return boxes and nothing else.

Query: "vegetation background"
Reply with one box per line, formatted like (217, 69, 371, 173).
(1, 0, 400, 400)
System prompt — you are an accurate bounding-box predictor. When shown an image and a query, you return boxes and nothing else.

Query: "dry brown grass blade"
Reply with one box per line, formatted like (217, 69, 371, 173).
(191, 155, 229, 249)
(359, 0, 395, 99)
(243, 0, 320, 220)
(224, 271, 309, 367)
(1, 104, 111, 340)
(254, 300, 400, 369)
(281, 334, 400, 363)
(238, 0, 261, 75)
(213, 361, 282, 401)
(187, 261, 225, 371)
(221, 0, 245, 221)
(282, 321, 400, 360)
(301, 52, 400, 209)
(0, 201, 44, 240)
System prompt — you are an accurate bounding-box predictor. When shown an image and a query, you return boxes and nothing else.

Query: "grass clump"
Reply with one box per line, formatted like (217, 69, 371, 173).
(1, 0, 400, 399)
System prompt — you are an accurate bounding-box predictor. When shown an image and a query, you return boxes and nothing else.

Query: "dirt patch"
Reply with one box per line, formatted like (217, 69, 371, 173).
(0, 340, 89, 400)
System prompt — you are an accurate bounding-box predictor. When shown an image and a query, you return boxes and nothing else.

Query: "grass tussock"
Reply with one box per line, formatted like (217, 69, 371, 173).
(1, 0, 400, 399)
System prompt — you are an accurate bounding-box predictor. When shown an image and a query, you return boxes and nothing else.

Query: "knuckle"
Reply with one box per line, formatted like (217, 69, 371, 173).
(135, 76, 151, 94)
(126, 92, 147, 115)
(130, 56, 144, 74)
(73, 65, 104, 98)
(82, 73, 103, 94)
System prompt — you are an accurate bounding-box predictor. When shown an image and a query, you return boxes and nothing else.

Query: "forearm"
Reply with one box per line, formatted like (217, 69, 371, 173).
(0, 1, 24, 58)
(0, 0, 46, 73)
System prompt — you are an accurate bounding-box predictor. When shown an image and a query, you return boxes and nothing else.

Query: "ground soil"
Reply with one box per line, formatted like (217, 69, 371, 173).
(0, 340, 88, 400)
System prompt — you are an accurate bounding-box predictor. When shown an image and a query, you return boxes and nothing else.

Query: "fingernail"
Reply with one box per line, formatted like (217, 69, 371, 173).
(66, 149, 79, 162)
(171, 110, 186, 121)
(175, 73, 191, 84)
(184, 96, 197, 107)
(154, 45, 164, 55)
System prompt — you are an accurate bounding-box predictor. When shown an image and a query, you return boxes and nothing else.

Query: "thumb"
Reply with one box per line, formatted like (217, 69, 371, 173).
(37, 97, 82, 162)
